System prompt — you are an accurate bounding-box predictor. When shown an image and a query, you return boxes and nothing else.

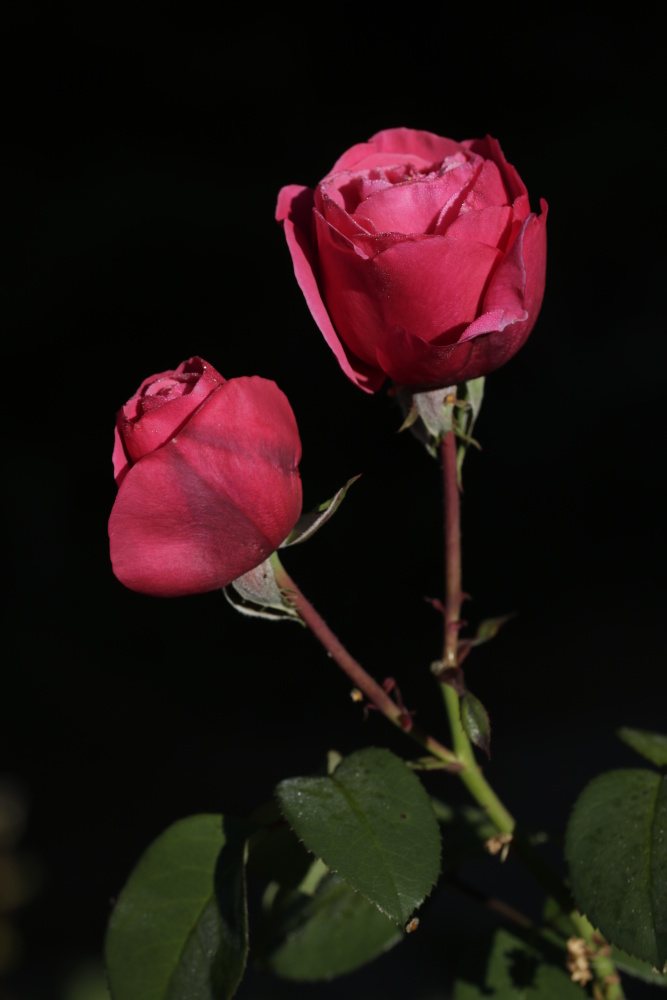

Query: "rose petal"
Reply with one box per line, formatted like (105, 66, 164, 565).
(275, 185, 384, 393)
(464, 136, 528, 202)
(112, 427, 131, 486)
(116, 358, 224, 480)
(326, 129, 464, 176)
(109, 378, 303, 597)
(351, 159, 478, 235)
(445, 205, 513, 250)
(374, 201, 547, 387)
(315, 210, 500, 365)
(317, 187, 376, 240)
(462, 159, 511, 211)
(375, 325, 475, 388)
(473, 201, 548, 335)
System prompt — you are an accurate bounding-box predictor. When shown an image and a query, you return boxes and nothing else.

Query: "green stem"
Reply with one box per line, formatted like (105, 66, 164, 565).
(568, 912, 627, 1000)
(270, 553, 459, 769)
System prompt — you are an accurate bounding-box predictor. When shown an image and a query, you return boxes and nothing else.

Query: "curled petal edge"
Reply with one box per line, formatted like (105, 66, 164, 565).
(276, 185, 386, 393)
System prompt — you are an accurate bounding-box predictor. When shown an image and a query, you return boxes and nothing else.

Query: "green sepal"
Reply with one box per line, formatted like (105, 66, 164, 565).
(395, 377, 485, 468)
(223, 557, 302, 622)
(281, 476, 361, 546)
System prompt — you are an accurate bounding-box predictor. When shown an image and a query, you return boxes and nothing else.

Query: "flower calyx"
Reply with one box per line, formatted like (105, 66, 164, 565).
(396, 377, 485, 472)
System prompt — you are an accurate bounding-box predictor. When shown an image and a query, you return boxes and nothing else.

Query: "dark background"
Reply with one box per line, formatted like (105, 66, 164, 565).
(4, 3, 666, 998)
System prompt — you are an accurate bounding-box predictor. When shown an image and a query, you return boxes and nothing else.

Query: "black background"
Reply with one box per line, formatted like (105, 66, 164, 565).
(4, 3, 666, 998)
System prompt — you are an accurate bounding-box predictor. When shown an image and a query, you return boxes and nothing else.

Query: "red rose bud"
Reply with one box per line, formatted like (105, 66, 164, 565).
(277, 128, 547, 392)
(109, 357, 303, 597)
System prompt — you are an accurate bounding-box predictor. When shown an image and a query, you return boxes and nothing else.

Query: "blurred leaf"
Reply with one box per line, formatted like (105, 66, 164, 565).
(460, 692, 491, 757)
(458, 615, 514, 662)
(105, 814, 249, 1000)
(617, 727, 667, 768)
(258, 874, 402, 981)
(429, 800, 497, 871)
(453, 927, 581, 998)
(276, 748, 441, 925)
(565, 769, 667, 970)
(247, 822, 314, 890)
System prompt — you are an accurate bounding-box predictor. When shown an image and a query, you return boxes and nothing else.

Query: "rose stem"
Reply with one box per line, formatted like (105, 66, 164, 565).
(270, 553, 459, 769)
(439, 431, 626, 1000)
(439, 430, 514, 831)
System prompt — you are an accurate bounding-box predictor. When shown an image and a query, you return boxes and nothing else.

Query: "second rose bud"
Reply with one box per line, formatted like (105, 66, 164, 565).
(109, 357, 303, 598)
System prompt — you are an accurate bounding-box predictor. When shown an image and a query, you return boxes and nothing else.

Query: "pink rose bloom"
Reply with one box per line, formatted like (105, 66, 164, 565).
(109, 357, 302, 597)
(277, 128, 547, 392)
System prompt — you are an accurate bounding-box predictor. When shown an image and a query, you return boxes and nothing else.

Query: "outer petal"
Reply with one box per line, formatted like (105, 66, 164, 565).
(112, 426, 132, 485)
(375, 325, 476, 388)
(276, 185, 385, 392)
(375, 202, 548, 387)
(109, 378, 302, 597)
(464, 136, 528, 202)
(315, 208, 500, 366)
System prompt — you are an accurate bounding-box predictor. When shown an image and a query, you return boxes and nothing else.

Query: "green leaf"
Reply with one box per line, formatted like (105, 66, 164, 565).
(275, 748, 441, 925)
(617, 727, 667, 768)
(460, 692, 491, 757)
(611, 944, 667, 986)
(565, 769, 667, 971)
(453, 927, 582, 999)
(258, 873, 402, 981)
(247, 821, 315, 891)
(105, 814, 249, 1000)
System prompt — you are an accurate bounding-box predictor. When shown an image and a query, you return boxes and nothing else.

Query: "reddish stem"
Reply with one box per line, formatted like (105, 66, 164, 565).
(441, 431, 463, 666)
(271, 557, 459, 768)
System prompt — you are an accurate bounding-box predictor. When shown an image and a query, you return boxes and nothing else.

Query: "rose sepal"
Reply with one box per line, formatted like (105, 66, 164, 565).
(396, 377, 485, 469)
(281, 475, 361, 547)
(224, 479, 360, 621)
(223, 557, 302, 623)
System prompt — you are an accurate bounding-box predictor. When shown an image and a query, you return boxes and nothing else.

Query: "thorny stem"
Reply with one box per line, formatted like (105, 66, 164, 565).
(439, 432, 514, 832)
(438, 431, 626, 999)
(441, 429, 463, 669)
(269, 554, 459, 771)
